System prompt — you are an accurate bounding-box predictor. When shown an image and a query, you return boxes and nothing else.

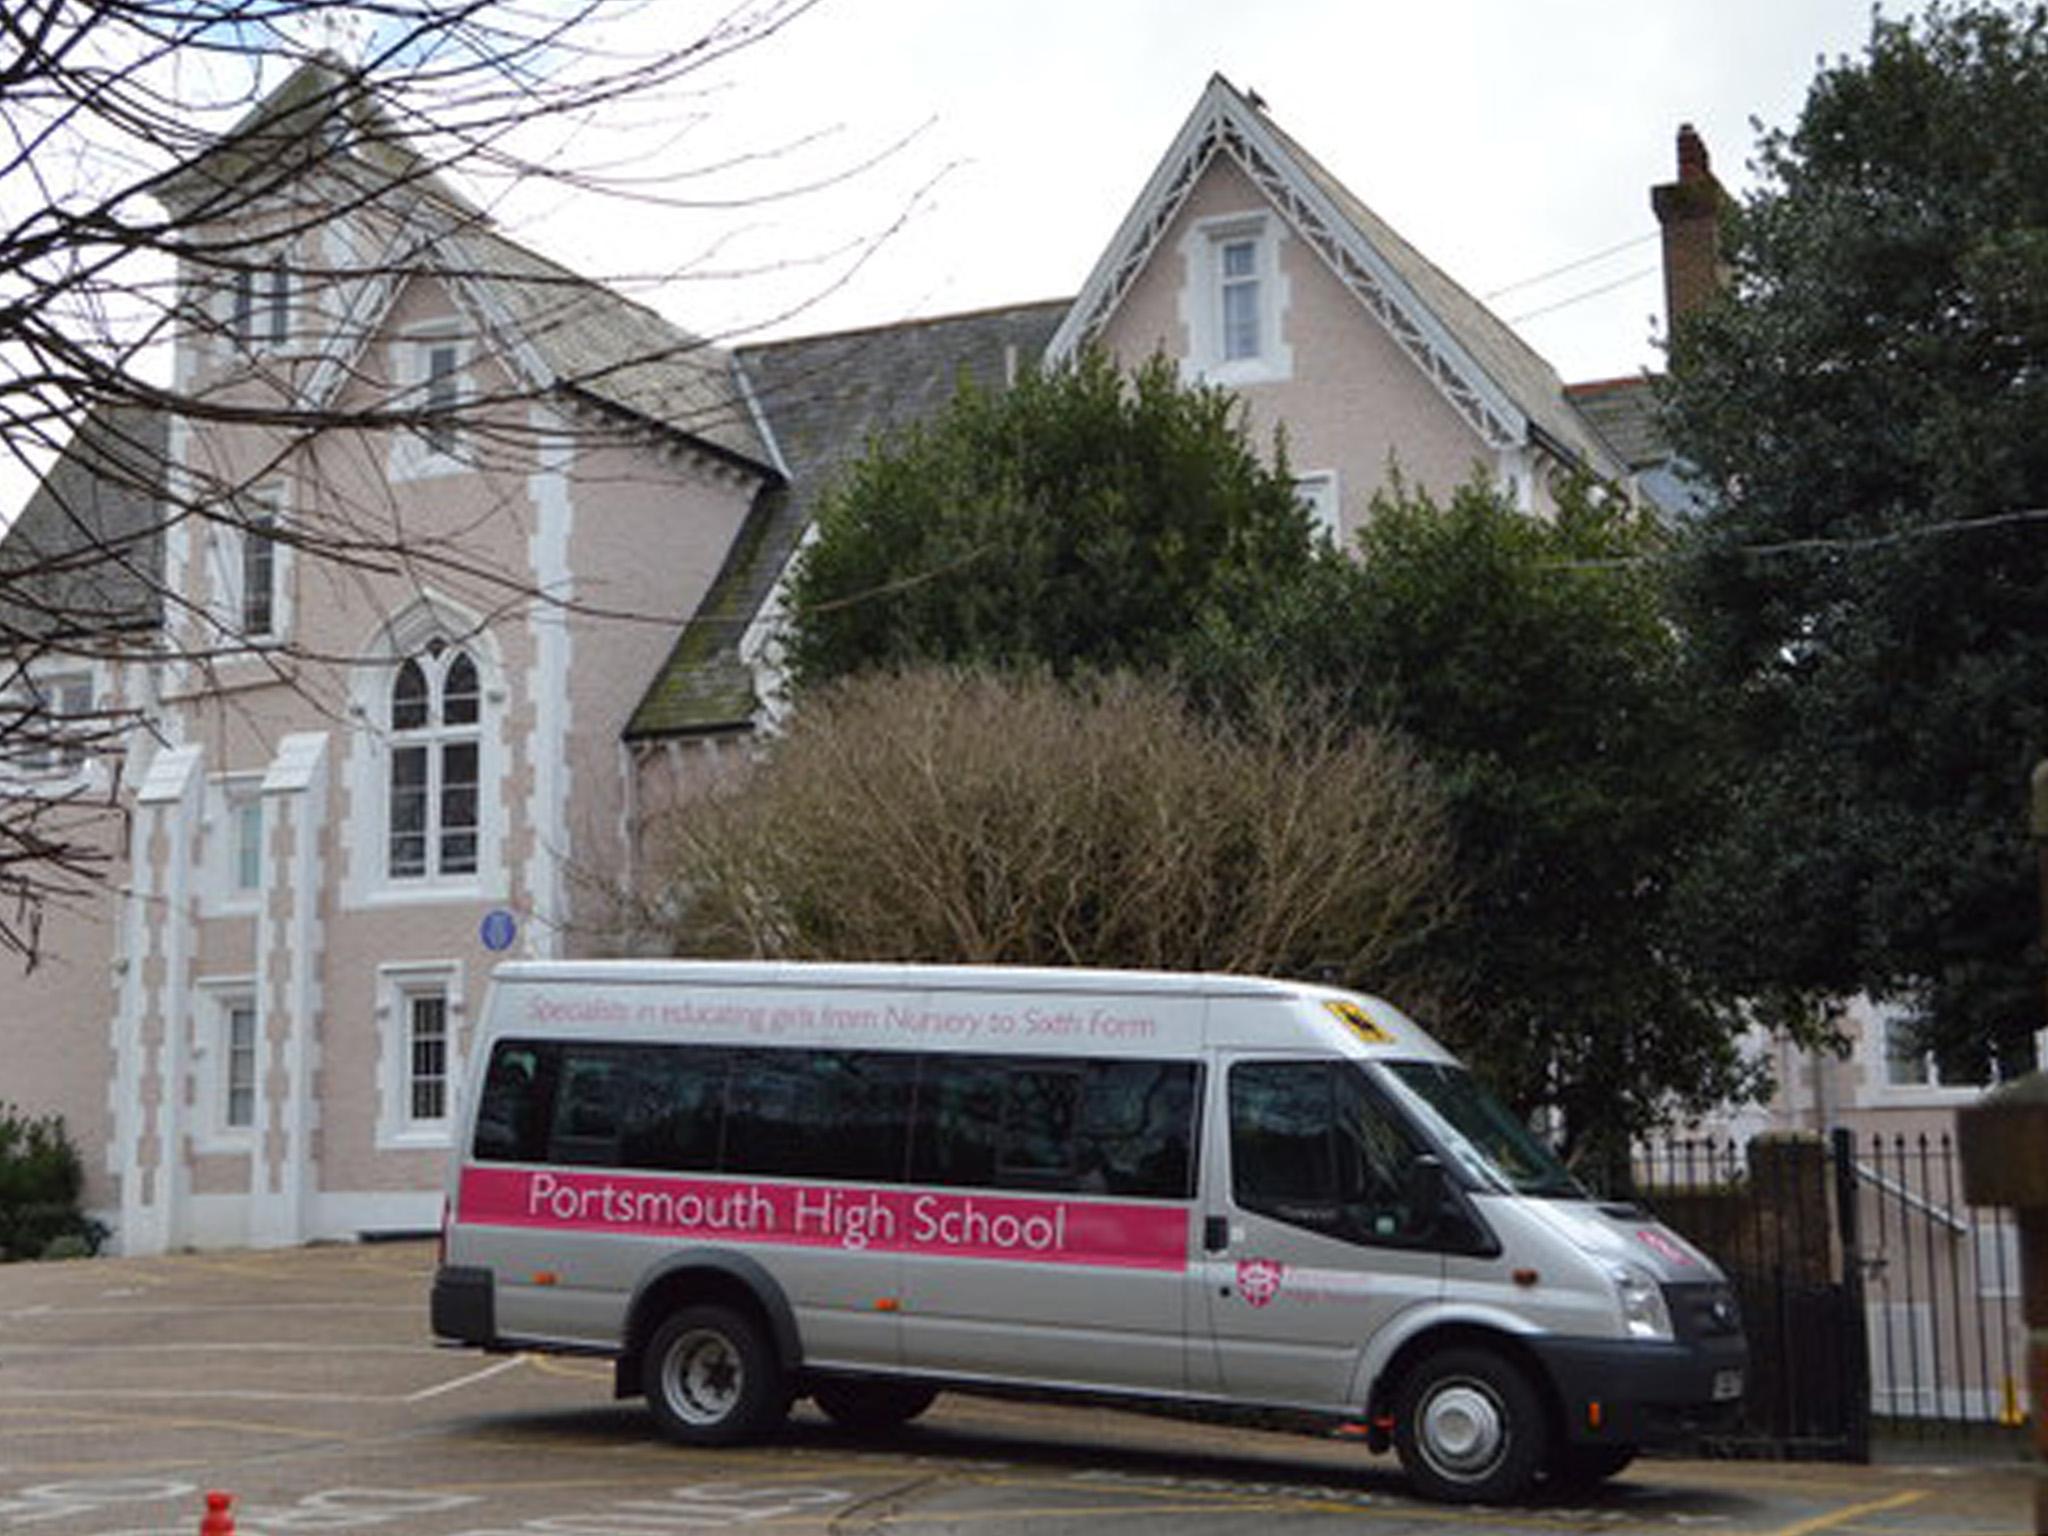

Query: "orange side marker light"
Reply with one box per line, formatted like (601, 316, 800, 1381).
(874, 1297, 900, 1312)
(531, 1270, 558, 1287)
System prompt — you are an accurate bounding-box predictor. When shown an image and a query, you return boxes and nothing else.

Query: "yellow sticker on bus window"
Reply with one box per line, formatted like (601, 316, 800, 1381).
(1324, 999, 1393, 1044)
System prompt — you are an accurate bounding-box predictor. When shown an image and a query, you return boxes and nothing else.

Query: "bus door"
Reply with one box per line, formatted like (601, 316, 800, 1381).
(1197, 1056, 1445, 1412)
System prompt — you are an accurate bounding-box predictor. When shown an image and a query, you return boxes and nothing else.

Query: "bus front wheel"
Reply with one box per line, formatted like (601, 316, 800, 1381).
(1391, 1348, 1547, 1504)
(644, 1305, 788, 1446)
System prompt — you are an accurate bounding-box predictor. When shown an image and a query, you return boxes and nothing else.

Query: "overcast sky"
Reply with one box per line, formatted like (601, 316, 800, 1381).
(511, 0, 1907, 386)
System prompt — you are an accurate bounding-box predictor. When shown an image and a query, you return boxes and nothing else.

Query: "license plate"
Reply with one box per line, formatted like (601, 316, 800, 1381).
(1713, 1369, 1744, 1401)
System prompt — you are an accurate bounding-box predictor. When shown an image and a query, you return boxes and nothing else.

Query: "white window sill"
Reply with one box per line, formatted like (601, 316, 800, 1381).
(192, 1129, 258, 1159)
(378, 1126, 454, 1153)
(1181, 353, 1291, 388)
(352, 879, 487, 910)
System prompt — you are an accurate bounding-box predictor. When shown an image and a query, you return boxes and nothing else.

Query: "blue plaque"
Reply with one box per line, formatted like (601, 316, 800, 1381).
(480, 909, 518, 952)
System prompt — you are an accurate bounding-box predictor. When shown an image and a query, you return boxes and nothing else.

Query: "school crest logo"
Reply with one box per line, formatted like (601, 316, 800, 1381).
(1236, 1258, 1286, 1308)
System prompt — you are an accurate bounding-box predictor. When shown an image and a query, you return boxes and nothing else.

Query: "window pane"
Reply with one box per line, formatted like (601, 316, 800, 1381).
(227, 1003, 257, 1129)
(999, 1067, 1081, 1185)
(1079, 1061, 1197, 1198)
(265, 259, 290, 345)
(233, 796, 263, 890)
(550, 1049, 625, 1166)
(233, 267, 254, 339)
(442, 652, 479, 725)
(724, 1051, 914, 1181)
(1221, 239, 1256, 279)
(439, 741, 478, 875)
(617, 1048, 728, 1172)
(1222, 278, 1260, 360)
(1331, 1066, 1423, 1239)
(910, 1057, 1005, 1188)
(241, 514, 275, 636)
(409, 993, 448, 1122)
(391, 659, 429, 730)
(1231, 1061, 1335, 1217)
(475, 1042, 554, 1163)
(389, 745, 428, 877)
(424, 343, 459, 454)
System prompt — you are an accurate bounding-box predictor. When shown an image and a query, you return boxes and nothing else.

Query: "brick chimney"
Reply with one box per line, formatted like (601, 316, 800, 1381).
(1651, 123, 1730, 334)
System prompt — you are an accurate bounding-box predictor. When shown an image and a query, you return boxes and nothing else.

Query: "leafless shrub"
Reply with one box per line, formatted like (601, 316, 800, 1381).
(635, 668, 1458, 991)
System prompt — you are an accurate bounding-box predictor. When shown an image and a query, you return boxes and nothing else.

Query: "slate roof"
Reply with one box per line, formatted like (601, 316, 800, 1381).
(1563, 375, 1665, 471)
(446, 225, 767, 467)
(624, 299, 1072, 738)
(0, 406, 168, 643)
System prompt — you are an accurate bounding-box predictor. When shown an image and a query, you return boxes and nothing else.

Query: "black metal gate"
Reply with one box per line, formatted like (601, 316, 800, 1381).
(1628, 1129, 1871, 1460)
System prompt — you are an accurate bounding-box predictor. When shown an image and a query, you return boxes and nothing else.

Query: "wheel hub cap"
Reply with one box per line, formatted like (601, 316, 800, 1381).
(1421, 1383, 1505, 1474)
(662, 1330, 741, 1424)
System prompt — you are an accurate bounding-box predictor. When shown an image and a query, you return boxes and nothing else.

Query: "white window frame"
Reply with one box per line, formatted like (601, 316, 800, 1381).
(385, 643, 482, 886)
(1294, 471, 1341, 545)
(388, 326, 469, 481)
(228, 254, 292, 353)
(193, 978, 260, 1152)
(1178, 213, 1292, 385)
(208, 483, 289, 647)
(1862, 1002, 2042, 1105)
(1, 662, 102, 791)
(202, 773, 266, 914)
(376, 961, 465, 1149)
(343, 599, 506, 911)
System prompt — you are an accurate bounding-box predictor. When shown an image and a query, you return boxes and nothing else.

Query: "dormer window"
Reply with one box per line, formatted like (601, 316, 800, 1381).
(390, 330, 468, 479)
(231, 256, 291, 349)
(1178, 214, 1292, 385)
(421, 340, 460, 455)
(1220, 237, 1261, 361)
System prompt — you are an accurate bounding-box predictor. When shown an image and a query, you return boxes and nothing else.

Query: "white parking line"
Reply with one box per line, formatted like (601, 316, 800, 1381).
(405, 1357, 529, 1403)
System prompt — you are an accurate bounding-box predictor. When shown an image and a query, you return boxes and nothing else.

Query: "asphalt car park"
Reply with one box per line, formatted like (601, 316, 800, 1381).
(0, 1242, 2033, 1536)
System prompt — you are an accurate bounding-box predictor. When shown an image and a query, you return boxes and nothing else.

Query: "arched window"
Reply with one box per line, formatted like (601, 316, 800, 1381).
(388, 642, 480, 879)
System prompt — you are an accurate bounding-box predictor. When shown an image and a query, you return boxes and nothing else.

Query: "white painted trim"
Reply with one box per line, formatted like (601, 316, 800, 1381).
(1047, 76, 1527, 452)
(251, 731, 329, 1247)
(374, 959, 466, 1151)
(191, 976, 260, 1156)
(1176, 212, 1292, 386)
(341, 593, 509, 910)
(1292, 470, 1341, 545)
(111, 742, 205, 1255)
(524, 415, 574, 956)
(386, 321, 474, 482)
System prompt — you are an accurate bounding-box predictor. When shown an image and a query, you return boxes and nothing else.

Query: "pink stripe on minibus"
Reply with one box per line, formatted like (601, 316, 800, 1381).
(459, 1166, 1189, 1271)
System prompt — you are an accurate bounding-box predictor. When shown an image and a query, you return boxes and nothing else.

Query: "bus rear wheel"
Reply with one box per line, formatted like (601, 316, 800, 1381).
(811, 1378, 939, 1432)
(644, 1305, 788, 1446)
(1391, 1348, 1547, 1504)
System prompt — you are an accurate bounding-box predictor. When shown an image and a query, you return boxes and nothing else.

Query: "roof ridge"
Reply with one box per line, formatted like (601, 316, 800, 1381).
(738, 296, 1075, 356)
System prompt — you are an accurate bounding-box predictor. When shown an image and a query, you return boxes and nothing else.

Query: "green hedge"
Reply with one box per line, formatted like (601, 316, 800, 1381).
(0, 1104, 106, 1260)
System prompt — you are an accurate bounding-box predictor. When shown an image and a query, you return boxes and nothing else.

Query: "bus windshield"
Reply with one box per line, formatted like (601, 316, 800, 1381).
(1377, 1060, 1583, 1199)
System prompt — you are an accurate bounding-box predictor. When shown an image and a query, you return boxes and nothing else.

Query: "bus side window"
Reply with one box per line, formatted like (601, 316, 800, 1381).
(549, 1048, 625, 1167)
(909, 1057, 1004, 1188)
(724, 1051, 914, 1182)
(997, 1065, 1083, 1187)
(1229, 1060, 1429, 1246)
(1080, 1061, 1197, 1198)
(617, 1048, 726, 1173)
(1230, 1061, 1342, 1231)
(474, 1042, 552, 1162)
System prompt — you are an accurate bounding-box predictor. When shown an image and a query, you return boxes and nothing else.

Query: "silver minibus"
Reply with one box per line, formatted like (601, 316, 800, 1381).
(431, 961, 1745, 1503)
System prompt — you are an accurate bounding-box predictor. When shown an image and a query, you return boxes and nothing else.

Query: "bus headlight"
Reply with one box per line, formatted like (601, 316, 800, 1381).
(1610, 1262, 1674, 1340)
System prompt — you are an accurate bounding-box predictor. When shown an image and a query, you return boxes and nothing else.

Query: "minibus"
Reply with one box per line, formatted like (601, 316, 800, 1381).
(431, 961, 1745, 1504)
